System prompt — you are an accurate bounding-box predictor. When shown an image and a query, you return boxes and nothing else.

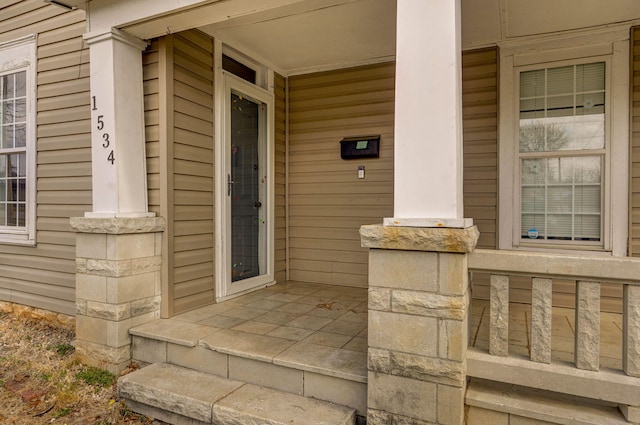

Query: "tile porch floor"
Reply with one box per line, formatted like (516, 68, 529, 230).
(161, 282, 624, 377)
(167, 281, 369, 380)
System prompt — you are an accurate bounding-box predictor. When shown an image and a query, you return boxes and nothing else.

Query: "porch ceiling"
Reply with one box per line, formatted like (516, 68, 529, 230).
(55, 0, 640, 76)
(197, 0, 397, 76)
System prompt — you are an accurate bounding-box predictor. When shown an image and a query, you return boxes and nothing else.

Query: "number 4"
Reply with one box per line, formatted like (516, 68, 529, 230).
(107, 150, 115, 164)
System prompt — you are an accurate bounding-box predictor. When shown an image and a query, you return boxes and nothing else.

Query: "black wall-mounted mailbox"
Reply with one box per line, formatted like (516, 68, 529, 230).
(340, 135, 380, 160)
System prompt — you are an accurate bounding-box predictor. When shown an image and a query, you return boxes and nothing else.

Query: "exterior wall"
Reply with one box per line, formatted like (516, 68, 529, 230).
(0, 1, 90, 316)
(143, 30, 287, 315)
(464, 44, 623, 313)
(462, 47, 498, 250)
(631, 25, 640, 257)
(144, 30, 215, 316)
(274, 73, 286, 282)
(287, 63, 395, 287)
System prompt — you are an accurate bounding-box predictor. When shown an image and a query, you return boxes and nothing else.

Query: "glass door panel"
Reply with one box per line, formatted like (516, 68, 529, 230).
(230, 92, 262, 282)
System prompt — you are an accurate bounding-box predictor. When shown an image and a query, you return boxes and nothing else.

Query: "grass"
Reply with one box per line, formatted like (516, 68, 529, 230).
(0, 312, 155, 424)
(76, 366, 116, 388)
(51, 342, 75, 357)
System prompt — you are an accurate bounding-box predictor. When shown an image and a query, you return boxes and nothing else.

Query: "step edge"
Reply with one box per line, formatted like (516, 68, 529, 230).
(466, 379, 629, 425)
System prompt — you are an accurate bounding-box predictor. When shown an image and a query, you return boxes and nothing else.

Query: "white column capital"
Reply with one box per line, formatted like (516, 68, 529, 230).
(83, 27, 148, 50)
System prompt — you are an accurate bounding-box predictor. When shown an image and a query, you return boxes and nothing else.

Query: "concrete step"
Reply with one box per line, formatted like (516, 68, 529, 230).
(129, 319, 368, 417)
(118, 363, 357, 425)
(466, 379, 630, 425)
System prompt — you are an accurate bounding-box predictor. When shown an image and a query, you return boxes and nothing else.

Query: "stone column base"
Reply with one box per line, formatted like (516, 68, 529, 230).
(71, 217, 165, 373)
(361, 224, 479, 425)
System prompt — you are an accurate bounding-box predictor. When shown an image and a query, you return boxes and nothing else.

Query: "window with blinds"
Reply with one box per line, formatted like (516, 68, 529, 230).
(0, 71, 27, 228)
(518, 62, 605, 243)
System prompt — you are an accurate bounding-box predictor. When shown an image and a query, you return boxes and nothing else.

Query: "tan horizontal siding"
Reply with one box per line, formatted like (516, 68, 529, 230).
(0, 1, 89, 316)
(631, 26, 640, 258)
(274, 73, 287, 282)
(170, 30, 215, 314)
(288, 62, 395, 287)
(462, 47, 498, 250)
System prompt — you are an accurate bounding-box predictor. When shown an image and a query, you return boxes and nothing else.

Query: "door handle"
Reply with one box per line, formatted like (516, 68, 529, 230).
(227, 174, 234, 196)
(254, 201, 262, 208)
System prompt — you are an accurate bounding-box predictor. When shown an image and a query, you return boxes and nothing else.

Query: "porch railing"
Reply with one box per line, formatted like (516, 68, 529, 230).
(467, 249, 640, 408)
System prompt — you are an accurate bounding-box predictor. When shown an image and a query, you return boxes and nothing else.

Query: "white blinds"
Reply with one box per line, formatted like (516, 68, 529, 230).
(519, 62, 605, 242)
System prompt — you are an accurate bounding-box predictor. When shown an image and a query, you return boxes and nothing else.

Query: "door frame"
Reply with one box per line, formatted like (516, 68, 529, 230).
(215, 70, 275, 301)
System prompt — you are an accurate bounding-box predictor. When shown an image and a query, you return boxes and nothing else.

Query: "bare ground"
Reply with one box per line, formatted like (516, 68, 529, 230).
(0, 311, 154, 425)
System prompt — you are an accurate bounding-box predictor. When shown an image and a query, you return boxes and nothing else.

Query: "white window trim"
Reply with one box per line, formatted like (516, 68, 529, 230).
(0, 35, 36, 246)
(498, 27, 629, 256)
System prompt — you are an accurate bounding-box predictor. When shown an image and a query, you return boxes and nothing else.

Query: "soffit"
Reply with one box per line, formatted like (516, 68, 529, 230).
(49, 0, 640, 75)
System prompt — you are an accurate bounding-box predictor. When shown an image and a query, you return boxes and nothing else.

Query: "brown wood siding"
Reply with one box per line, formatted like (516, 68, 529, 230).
(631, 26, 640, 256)
(462, 47, 498, 249)
(288, 63, 395, 287)
(0, 1, 89, 315)
(145, 31, 217, 316)
(274, 73, 286, 282)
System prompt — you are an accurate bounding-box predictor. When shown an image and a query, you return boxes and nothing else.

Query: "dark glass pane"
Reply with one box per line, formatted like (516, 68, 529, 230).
(17, 178, 25, 202)
(2, 100, 12, 124)
(7, 203, 16, 226)
(14, 98, 26, 122)
(18, 153, 25, 177)
(1, 74, 14, 99)
(15, 71, 26, 98)
(17, 204, 25, 227)
(1, 125, 13, 149)
(9, 179, 16, 202)
(8, 154, 17, 177)
(223, 55, 256, 84)
(14, 124, 25, 148)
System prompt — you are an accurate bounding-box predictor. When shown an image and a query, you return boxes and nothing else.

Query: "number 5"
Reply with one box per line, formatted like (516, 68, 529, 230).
(97, 115, 104, 131)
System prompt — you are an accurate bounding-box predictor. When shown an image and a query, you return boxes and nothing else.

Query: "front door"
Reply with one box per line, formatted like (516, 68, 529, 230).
(220, 73, 274, 297)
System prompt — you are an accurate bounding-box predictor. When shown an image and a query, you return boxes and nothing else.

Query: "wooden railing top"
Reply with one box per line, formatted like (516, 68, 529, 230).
(468, 249, 640, 284)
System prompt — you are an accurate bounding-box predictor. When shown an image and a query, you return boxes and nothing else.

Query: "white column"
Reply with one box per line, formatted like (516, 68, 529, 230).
(84, 29, 153, 217)
(387, 0, 470, 228)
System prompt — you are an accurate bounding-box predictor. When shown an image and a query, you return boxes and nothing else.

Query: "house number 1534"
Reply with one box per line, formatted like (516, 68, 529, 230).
(92, 96, 115, 165)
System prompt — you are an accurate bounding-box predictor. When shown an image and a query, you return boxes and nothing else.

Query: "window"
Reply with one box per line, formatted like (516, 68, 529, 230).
(518, 62, 605, 245)
(498, 29, 629, 255)
(0, 36, 36, 245)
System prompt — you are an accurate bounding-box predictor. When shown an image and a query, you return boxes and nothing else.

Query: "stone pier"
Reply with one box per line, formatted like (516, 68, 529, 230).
(361, 224, 479, 425)
(71, 217, 165, 373)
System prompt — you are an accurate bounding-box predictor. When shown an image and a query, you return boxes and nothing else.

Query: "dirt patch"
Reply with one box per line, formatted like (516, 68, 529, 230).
(0, 311, 155, 425)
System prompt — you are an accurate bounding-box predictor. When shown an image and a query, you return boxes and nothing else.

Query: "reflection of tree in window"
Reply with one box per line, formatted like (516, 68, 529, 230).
(519, 121, 569, 152)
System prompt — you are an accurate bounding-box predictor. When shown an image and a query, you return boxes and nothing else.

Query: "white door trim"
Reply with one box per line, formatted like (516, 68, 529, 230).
(215, 70, 275, 301)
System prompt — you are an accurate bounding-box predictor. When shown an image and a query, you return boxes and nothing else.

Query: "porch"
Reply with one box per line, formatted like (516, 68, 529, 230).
(122, 281, 369, 423)
(120, 260, 637, 424)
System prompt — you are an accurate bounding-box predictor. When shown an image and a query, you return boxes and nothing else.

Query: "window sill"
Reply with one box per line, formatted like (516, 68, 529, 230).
(510, 243, 612, 257)
(0, 235, 36, 247)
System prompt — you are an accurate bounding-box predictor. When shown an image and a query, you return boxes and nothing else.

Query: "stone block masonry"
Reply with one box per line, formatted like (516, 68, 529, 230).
(361, 224, 479, 425)
(71, 217, 165, 373)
